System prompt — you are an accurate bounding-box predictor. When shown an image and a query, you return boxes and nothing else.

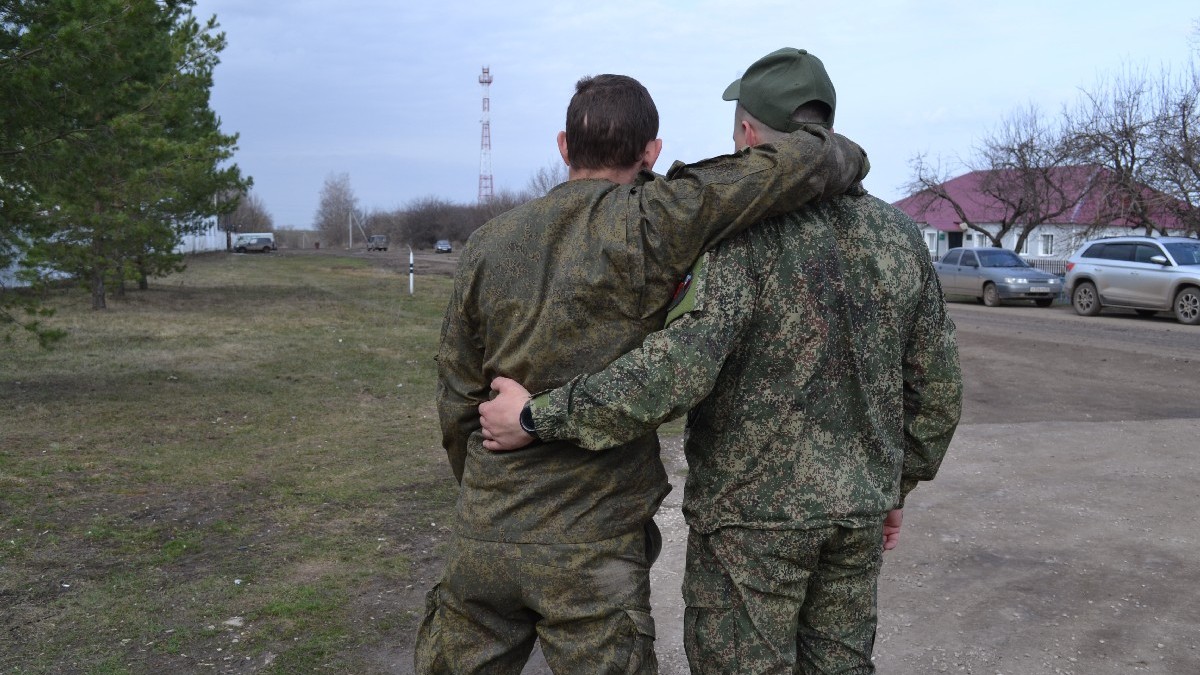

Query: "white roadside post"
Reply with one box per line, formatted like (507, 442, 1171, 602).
(408, 246, 414, 296)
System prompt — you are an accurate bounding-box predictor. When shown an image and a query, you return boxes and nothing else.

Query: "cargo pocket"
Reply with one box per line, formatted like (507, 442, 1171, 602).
(620, 608, 658, 674)
(413, 583, 443, 673)
(681, 531, 734, 609)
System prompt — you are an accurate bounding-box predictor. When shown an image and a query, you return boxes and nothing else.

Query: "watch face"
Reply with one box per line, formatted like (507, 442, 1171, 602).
(520, 403, 538, 436)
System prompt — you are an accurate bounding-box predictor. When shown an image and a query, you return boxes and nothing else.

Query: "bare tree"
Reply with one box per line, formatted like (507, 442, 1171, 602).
(525, 159, 568, 198)
(404, 196, 461, 248)
(1149, 61, 1200, 236)
(228, 191, 274, 238)
(905, 152, 981, 233)
(907, 105, 1085, 250)
(1062, 67, 1166, 234)
(313, 172, 359, 247)
(976, 106, 1091, 250)
(364, 208, 406, 246)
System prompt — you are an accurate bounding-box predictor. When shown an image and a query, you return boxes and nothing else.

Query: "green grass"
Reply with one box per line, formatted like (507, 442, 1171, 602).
(0, 251, 458, 673)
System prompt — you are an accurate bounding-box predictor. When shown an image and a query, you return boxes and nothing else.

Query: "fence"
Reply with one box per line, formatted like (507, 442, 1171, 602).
(1024, 258, 1067, 276)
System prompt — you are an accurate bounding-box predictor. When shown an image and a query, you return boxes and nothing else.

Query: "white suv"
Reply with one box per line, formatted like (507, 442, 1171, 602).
(1064, 236, 1200, 325)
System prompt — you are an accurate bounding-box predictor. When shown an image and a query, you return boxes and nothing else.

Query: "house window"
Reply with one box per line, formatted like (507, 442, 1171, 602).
(1017, 237, 1030, 255)
(924, 232, 937, 255)
(1040, 234, 1054, 257)
(964, 233, 975, 246)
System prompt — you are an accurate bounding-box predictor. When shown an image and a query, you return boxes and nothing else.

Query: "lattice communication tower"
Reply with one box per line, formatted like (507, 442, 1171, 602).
(478, 66, 494, 203)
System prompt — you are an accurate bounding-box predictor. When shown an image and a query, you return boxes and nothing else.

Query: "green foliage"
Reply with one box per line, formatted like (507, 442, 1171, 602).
(1, 0, 248, 329)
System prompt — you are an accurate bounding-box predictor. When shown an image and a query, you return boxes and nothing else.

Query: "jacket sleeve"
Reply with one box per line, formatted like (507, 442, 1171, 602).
(639, 125, 869, 281)
(897, 263, 963, 507)
(435, 273, 488, 483)
(531, 249, 755, 450)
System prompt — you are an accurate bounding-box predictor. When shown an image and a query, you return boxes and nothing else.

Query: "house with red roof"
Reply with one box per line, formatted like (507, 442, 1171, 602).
(892, 165, 1192, 261)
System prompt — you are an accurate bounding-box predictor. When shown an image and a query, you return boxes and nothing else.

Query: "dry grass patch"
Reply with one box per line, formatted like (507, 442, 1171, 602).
(1, 251, 457, 673)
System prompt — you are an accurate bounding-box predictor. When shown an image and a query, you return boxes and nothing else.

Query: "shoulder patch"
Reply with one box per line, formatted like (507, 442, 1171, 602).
(665, 256, 707, 326)
(668, 272, 693, 311)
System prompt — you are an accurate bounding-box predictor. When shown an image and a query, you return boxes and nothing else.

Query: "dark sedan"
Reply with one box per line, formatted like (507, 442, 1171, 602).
(934, 247, 1063, 307)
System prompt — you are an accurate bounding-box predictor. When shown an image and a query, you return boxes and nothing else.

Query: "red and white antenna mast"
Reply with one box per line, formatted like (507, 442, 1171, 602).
(478, 66, 494, 203)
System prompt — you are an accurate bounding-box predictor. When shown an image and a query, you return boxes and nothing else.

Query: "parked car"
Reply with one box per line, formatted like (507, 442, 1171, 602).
(933, 247, 1063, 307)
(434, 239, 453, 254)
(233, 232, 275, 251)
(366, 235, 389, 251)
(234, 236, 274, 254)
(1064, 235, 1200, 325)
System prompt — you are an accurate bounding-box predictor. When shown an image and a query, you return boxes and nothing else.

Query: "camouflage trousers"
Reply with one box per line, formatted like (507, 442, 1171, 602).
(414, 522, 661, 674)
(682, 523, 882, 675)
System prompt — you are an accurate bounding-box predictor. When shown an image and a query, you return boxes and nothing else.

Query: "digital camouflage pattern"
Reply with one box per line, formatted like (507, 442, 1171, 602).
(683, 525, 881, 674)
(532, 192, 963, 533)
(530, 192, 960, 671)
(436, 124, 869, 545)
(415, 529, 658, 674)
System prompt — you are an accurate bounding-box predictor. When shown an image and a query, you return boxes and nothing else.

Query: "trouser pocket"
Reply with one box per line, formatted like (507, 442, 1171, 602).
(413, 583, 444, 673)
(620, 608, 658, 674)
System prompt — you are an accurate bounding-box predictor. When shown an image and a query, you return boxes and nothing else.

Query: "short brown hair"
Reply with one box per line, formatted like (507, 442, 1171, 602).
(565, 75, 659, 170)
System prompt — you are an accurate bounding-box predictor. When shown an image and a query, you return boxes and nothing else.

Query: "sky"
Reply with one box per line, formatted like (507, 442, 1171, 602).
(189, 0, 1199, 230)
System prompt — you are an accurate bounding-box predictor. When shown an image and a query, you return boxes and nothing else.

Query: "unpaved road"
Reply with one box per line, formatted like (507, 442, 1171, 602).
(372, 246, 1200, 674)
(515, 300, 1200, 674)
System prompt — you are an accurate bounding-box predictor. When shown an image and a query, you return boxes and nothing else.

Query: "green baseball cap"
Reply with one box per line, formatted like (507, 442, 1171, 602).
(722, 48, 836, 131)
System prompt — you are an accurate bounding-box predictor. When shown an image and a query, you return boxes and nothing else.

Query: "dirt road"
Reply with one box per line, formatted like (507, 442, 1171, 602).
(519, 301, 1200, 674)
(379, 247, 1200, 673)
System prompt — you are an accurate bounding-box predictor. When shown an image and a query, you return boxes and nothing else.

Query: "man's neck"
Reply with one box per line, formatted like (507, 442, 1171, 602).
(568, 164, 642, 185)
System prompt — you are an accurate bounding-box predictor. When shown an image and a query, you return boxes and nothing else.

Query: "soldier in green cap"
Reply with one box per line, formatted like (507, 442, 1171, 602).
(416, 71, 869, 673)
(480, 49, 962, 674)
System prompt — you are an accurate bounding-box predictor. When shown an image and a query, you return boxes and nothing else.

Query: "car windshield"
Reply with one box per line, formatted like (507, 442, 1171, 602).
(1164, 242, 1200, 265)
(976, 249, 1029, 268)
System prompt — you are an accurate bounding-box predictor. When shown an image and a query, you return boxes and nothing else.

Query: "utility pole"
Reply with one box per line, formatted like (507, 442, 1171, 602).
(478, 66, 494, 203)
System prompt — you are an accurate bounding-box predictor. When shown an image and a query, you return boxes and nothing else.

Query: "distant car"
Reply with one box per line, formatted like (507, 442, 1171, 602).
(233, 233, 275, 251)
(366, 235, 389, 252)
(234, 236, 274, 254)
(434, 240, 452, 254)
(1064, 235, 1200, 325)
(933, 247, 1063, 307)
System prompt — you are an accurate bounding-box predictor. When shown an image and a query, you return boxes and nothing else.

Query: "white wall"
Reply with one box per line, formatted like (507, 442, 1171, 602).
(175, 219, 225, 254)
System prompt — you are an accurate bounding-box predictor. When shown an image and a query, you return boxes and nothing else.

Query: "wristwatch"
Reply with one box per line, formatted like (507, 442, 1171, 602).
(519, 400, 540, 440)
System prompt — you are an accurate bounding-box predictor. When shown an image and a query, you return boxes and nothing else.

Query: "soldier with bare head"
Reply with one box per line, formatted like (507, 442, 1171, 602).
(415, 70, 870, 673)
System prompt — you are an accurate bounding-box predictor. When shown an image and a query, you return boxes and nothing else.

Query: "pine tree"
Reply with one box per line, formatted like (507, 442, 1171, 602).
(1, 0, 247, 324)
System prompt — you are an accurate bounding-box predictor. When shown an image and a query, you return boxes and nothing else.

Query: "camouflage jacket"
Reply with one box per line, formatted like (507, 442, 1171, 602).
(437, 125, 868, 544)
(531, 193, 962, 534)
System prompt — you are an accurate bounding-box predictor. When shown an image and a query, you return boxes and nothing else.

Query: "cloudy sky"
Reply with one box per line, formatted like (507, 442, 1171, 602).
(190, 0, 1198, 229)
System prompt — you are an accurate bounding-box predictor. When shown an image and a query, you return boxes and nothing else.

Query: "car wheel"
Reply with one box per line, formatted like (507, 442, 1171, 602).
(235, 247, 245, 253)
(982, 283, 1002, 307)
(1034, 298, 1054, 308)
(1072, 281, 1102, 316)
(1173, 286, 1200, 326)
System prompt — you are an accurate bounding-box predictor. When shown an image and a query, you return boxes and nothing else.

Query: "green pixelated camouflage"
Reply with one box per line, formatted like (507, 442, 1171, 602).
(682, 526, 881, 674)
(535, 193, 962, 533)
(436, 125, 869, 544)
(415, 531, 657, 673)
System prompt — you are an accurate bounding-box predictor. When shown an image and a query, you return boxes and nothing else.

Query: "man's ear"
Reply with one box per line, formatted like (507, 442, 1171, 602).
(742, 121, 761, 148)
(557, 131, 570, 167)
(641, 138, 663, 171)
